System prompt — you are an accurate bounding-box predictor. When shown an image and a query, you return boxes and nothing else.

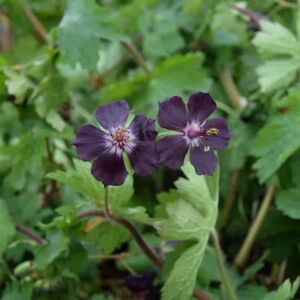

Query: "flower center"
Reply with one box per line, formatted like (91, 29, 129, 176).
(111, 127, 131, 149)
(187, 127, 219, 139)
(184, 122, 219, 151)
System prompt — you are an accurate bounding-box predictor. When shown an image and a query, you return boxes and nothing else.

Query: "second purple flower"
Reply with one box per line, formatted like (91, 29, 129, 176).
(157, 92, 232, 176)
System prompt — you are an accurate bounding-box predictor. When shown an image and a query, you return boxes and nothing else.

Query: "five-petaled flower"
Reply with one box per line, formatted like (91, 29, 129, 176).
(157, 92, 232, 175)
(72, 100, 158, 186)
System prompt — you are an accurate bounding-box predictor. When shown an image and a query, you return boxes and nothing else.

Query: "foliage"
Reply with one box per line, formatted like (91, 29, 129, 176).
(0, 0, 300, 299)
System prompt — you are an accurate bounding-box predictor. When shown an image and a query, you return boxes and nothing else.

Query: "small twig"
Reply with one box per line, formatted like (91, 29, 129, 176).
(234, 183, 276, 270)
(0, 12, 12, 51)
(232, 4, 261, 31)
(15, 224, 45, 245)
(89, 252, 128, 261)
(16, 0, 48, 43)
(211, 229, 238, 300)
(121, 41, 151, 74)
(275, 260, 287, 286)
(120, 259, 138, 276)
(217, 67, 246, 112)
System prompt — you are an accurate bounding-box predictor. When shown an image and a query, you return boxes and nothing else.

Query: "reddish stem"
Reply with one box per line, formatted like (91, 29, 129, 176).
(15, 224, 45, 245)
(77, 210, 163, 269)
(77, 210, 212, 300)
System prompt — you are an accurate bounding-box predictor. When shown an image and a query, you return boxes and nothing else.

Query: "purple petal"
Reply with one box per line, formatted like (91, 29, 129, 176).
(129, 114, 157, 141)
(203, 117, 232, 150)
(158, 96, 189, 131)
(187, 92, 216, 124)
(157, 135, 189, 169)
(72, 125, 108, 161)
(128, 141, 157, 176)
(95, 100, 129, 130)
(190, 147, 218, 176)
(91, 151, 128, 186)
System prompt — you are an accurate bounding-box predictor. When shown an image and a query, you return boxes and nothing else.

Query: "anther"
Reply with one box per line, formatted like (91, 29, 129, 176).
(206, 128, 219, 136)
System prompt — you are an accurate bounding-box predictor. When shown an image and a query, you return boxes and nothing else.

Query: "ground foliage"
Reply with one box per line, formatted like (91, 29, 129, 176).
(0, 0, 300, 299)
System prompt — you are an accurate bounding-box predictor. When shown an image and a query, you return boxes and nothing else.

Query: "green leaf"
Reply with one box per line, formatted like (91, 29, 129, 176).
(2, 280, 33, 300)
(116, 206, 151, 225)
(253, 20, 300, 92)
(263, 277, 300, 300)
(32, 74, 67, 131)
(1, 130, 46, 191)
(47, 159, 133, 207)
(83, 222, 129, 254)
(256, 59, 299, 93)
(162, 240, 209, 300)
(253, 21, 299, 58)
(47, 159, 103, 202)
(276, 188, 300, 220)
(251, 111, 300, 183)
(211, 3, 247, 46)
(4, 70, 33, 104)
(143, 31, 184, 58)
(0, 201, 15, 255)
(160, 162, 219, 300)
(108, 176, 134, 208)
(140, 6, 185, 58)
(101, 53, 211, 113)
(57, 0, 123, 70)
(34, 231, 69, 269)
(149, 53, 212, 103)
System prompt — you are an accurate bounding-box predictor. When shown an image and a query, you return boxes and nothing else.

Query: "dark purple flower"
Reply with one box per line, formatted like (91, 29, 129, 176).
(125, 271, 157, 294)
(157, 92, 232, 176)
(72, 100, 158, 186)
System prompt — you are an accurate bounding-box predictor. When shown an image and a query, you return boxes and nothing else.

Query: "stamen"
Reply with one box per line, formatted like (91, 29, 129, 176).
(204, 145, 210, 152)
(109, 127, 133, 153)
(206, 128, 219, 136)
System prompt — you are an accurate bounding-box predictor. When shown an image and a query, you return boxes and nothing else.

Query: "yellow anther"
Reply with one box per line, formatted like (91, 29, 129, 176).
(206, 128, 219, 136)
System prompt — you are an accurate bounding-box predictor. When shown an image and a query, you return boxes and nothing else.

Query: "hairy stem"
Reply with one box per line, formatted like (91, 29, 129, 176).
(121, 41, 150, 74)
(211, 229, 238, 300)
(234, 183, 276, 270)
(15, 224, 45, 245)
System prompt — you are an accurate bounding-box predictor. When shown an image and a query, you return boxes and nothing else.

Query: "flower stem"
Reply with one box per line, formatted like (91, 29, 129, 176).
(234, 183, 276, 270)
(77, 210, 212, 299)
(121, 41, 151, 74)
(211, 229, 238, 300)
(77, 210, 163, 269)
(15, 224, 45, 245)
(217, 67, 245, 112)
(218, 170, 240, 228)
(104, 186, 112, 220)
